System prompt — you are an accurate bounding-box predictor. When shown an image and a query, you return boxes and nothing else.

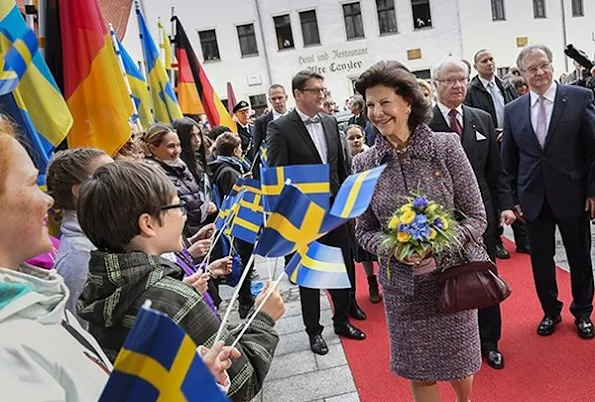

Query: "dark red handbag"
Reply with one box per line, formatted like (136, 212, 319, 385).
(437, 260, 512, 314)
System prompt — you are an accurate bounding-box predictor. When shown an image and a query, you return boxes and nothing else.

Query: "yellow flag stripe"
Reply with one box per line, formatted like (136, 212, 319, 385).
(339, 170, 370, 218)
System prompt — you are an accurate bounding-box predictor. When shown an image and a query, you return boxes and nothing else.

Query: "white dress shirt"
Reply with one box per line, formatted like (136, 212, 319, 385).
(479, 76, 506, 128)
(437, 102, 464, 129)
(295, 107, 328, 164)
(530, 81, 557, 136)
(272, 110, 287, 120)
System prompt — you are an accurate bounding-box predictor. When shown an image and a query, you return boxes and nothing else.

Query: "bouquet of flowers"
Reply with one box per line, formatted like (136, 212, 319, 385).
(382, 194, 458, 270)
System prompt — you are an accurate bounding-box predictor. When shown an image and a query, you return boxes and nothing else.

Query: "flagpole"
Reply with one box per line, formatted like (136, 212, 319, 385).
(229, 271, 285, 349)
(169, 6, 175, 86)
(108, 23, 143, 132)
(25, 1, 35, 30)
(134, 1, 156, 123)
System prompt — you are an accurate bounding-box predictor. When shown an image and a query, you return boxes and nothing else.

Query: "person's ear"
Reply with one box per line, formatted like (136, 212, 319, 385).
(137, 213, 158, 238)
(71, 184, 80, 198)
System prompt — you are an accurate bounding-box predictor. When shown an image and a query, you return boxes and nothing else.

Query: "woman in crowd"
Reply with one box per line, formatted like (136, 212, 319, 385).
(140, 122, 217, 239)
(47, 148, 114, 326)
(76, 160, 284, 402)
(417, 78, 434, 105)
(0, 118, 112, 399)
(353, 61, 487, 402)
(115, 120, 144, 161)
(173, 117, 210, 189)
(344, 124, 381, 304)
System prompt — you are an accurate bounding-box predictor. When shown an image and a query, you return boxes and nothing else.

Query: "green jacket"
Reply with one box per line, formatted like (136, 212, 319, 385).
(78, 251, 278, 402)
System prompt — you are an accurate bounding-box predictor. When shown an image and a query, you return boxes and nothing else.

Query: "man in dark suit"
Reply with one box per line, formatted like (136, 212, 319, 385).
(266, 70, 366, 355)
(252, 84, 289, 179)
(429, 58, 516, 370)
(501, 44, 595, 340)
(233, 100, 254, 161)
(465, 49, 530, 259)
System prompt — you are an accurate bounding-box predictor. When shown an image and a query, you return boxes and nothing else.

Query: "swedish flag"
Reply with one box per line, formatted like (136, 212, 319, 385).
(229, 180, 264, 244)
(260, 164, 330, 212)
(136, 4, 183, 124)
(254, 183, 327, 257)
(285, 241, 351, 289)
(0, 25, 36, 95)
(260, 142, 268, 169)
(99, 304, 227, 402)
(329, 165, 386, 217)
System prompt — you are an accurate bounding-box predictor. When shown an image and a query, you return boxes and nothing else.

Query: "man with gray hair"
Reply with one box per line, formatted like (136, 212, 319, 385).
(429, 57, 516, 370)
(348, 94, 366, 130)
(502, 44, 595, 340)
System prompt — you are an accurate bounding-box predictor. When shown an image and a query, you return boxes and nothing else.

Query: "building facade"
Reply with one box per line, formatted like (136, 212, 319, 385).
(122, 0, 594, 112)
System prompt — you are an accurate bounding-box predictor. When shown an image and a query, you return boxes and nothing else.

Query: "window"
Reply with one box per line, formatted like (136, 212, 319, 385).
(497, 67, 510, 78)
(572, 0, 584, 17)
(376, 0, 398, 34)
(533, 0, 546, 18)
(342, 2, 365, 40)
(412, 69, 431, 79)
(273, 15, 294, 50)
(411, 0, 432, 29)
(491, 0, 506, 20)
(249, 94, 267, 116)
(299, 10, 321, 46)
(236, 24, 258, 57)
(198, 30, 220, 61)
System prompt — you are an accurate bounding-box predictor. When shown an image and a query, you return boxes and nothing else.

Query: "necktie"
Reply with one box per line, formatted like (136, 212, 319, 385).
(536, 96, 547, 147)
(488, 82, 505, 128)
(448, 109, 463, 136)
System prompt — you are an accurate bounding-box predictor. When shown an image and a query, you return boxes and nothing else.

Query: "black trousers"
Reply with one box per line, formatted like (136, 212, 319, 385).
(479, 230, 502, 350)
(525, 199, 594, 319)
(496, 219, 529, 248)
(294, 224, 356, 336)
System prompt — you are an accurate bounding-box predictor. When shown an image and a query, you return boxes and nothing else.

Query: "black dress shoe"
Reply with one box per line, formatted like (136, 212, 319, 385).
(483, 350, 504, 369)
(516, 245, 530, 254)
(537, 314, 562, 336)
(309, 334, 328, 355)
(576, 318, 595, 339)
(350, 303, 367, 320)
(334, 322, 366, 340)
(495, 243, 510, 259)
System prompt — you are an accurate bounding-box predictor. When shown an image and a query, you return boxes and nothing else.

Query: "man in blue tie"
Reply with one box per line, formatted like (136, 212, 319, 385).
(465, 49, 530, 259)
(501, 45, 595, 340)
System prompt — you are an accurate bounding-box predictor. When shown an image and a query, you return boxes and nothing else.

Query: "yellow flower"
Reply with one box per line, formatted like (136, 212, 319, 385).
(400, 210, 416, 225)
(388, 215, 401, 230)
(441, 217, 450, 230)
(429, 229, 437, 240)
(397, 232, 411, 243)
(426, 203, 438, 214)
(400, 204, 413, 214)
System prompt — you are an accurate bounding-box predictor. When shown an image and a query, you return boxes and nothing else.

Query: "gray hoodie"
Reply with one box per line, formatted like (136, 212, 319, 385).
(54, 210, 95, 327)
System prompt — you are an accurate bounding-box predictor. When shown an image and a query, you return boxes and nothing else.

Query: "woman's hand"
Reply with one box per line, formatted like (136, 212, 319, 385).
(398, 249, 432, 266)
(188, 238, 212, 259)
(207, 202, 218, 215)
(183, 271, 210, 294)
(197, 341, 241, 387)
(208, 257, 233, 277)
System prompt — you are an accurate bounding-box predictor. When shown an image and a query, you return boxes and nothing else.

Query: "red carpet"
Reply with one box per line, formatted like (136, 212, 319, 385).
(341, 239, 595, 402)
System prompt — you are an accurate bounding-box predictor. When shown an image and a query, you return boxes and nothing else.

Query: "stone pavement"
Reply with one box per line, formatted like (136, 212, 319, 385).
(218, 256, 360, 402)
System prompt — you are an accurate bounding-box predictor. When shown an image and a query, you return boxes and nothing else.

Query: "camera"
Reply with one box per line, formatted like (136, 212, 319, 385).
(564, 44, 594, 71)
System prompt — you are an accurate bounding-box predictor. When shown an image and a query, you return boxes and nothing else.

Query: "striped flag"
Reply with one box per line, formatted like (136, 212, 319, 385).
(137, 4, 183, 124)
(285, 241, 351, 289)
(59, 0, 134, 156)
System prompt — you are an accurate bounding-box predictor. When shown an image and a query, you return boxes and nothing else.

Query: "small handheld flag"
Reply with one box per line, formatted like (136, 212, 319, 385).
(99, 302, 227, 401)
(285, 241, 351, 289)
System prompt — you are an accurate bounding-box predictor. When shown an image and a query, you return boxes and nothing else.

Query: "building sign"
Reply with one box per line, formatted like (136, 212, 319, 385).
(516, 37, 528, 47)
(297, 47, 369, 75)
(407, 48, 422, 60)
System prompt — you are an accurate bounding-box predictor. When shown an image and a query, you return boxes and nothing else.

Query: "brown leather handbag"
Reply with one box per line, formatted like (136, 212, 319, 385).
(437, 260, 512, 314)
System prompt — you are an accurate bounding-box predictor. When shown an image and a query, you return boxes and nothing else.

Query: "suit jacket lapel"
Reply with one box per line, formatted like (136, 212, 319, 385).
(290, 109, 322, 163)
(461, 106, 478, 160)
(543, 87, 568, 150)
(321, 115, 336, 162)
(432, 105, 451, 132)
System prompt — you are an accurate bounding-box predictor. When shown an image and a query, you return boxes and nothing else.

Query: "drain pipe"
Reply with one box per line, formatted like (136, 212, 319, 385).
(560, 0, 569, 72)
(255, 0, 273, 86)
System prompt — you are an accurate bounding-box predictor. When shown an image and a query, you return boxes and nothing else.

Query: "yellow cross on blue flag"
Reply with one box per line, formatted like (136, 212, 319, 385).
(255, 165, 386, 257)
(229, 179, 264, 244)
(99, 303, 228, 402)
(285, 241, 351, 289)
(260, 142, 268, 169)
(0, 25, 36, 95)
(260, 164, 330, 212)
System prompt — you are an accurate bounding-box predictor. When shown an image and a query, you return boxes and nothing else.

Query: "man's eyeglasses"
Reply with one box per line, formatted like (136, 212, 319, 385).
(301, 87, 326, 95)
(161, 202, 187, 217)
(436, 78, 469, 87)
(523, 63, 552, 76)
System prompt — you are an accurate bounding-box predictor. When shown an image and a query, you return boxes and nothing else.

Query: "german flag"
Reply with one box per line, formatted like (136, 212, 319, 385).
(172, 16, 235, 132)
(58, 0, 133, 156)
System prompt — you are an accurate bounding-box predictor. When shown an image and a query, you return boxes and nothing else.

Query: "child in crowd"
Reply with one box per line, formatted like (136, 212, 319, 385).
(345, 124, 381, 303)
(76, 161, 284, 401)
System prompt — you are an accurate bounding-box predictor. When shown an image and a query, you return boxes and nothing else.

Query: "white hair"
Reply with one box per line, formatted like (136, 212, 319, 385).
(432, 57, 470, 80)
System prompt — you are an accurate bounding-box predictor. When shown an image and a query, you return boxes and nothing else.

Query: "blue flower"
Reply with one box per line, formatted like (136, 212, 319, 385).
(412, 214, 427, 225)
(398, 224, 412, 234)
(413, 196, 429, 211)
(433, 218, 444, 230)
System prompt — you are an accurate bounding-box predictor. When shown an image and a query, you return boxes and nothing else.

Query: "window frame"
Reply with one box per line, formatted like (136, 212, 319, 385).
(273, 14, 295, 51)
(571, 0, 584, 17)
(490, 0, 506, 21)
(299, 9, 321, 47)
(533, 0, 546, 19)
(376, 0, 398, 35)
(411, 0, 433, 30)
(197, 29, 221, 62)
(236, 23, 259, 57)
(342, 2, 365, 40)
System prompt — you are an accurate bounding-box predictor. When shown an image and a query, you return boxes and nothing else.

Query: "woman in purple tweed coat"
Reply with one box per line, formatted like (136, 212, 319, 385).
(352, 60, 487, 402)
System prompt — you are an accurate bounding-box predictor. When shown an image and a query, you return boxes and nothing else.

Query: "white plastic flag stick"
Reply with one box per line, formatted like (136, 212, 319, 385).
(230, 271, 285, 349)
(214, 251, 257, 343)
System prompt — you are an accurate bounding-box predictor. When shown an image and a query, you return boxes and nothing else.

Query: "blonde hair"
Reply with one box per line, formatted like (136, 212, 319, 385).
(139, 122, 175, 156)
(0, 116, 17, 196)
